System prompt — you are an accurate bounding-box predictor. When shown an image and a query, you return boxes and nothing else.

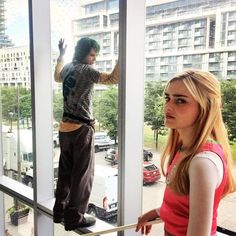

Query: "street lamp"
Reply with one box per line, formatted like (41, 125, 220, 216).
(17, 86, 22, 182)
(8, 111, 14, 133)
(16, 87, 30, 182)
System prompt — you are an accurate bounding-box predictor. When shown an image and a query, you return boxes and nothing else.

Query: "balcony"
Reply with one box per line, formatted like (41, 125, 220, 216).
(227, 65, 236, 70)
(209, 57, 217, 63)
(195, 22, 206, 28)
(146, 68, 156, 73)
(228, 56, 236, 61)
(183, 59, 192, 64)
(160, 61, 168, 65)
(228, 14, 236, 22)
(160, 69, 168, 73)
(178, 25, 188, 30)
(194, 39, 205, 46)
(194, 31, 204, 37)
(228, 24, 236, 31)
(163, 27, 173, 32)
(163, 45, 174, 50)
(228, 40, 236, 46)
(178, 33, 191, 39)
(148, 47, 159, 52)
(163, 35, 174, 40)
(228, 34, 236, 40)
(209, 66, 220, 71)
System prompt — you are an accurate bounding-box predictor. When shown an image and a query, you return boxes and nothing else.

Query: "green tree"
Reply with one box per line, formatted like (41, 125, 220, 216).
(1, 87, 31, 123)
(19, 89, 31, 125)
(221, 79, 236, 141)
(144, 81, 166, 148)
(93, 87, 118, 143)
(53, 91, 63, 122)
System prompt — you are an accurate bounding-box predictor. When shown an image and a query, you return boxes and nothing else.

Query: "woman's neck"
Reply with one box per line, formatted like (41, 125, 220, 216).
(178, 129, 193, 150)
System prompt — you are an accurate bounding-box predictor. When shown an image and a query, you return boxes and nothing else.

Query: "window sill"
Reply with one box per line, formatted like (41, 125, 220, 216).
(0, 175, 33, 205)
(39, 198, 116, 235)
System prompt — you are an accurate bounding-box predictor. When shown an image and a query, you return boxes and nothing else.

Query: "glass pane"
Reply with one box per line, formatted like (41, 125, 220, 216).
(4, 193, 34, 236)
(1, 1, 33, 187)
(50, 0, 119, 234)
(143, 0, 236, 235)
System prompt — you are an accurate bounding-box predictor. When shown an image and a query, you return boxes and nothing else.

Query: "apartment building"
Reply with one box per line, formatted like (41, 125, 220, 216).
(72, 0, 236, 80)
(0, 46, 58, 88)
(0, 46, 31, 88)
(0, 2, 236, 236)
(72, 0, 119, 72)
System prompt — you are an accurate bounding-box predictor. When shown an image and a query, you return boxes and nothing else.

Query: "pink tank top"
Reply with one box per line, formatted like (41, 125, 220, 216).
(159, 142, 227, 236)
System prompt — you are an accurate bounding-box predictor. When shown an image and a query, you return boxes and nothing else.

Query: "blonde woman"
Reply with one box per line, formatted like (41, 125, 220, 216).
(136, 70, 236, 236)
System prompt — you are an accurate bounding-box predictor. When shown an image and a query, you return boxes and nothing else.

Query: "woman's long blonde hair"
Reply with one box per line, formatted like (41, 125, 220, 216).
(161, 69, 236, 196)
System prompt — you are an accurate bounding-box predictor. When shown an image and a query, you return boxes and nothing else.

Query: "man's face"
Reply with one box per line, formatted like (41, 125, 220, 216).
(83, 48, 97, 65)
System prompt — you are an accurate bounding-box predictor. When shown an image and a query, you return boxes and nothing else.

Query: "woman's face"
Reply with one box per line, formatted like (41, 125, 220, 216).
(164, 80, 200, 133)
(83, 48, 97, 65)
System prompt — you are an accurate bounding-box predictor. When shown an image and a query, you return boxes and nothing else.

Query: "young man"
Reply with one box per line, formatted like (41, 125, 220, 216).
(53, 38, 119, 231)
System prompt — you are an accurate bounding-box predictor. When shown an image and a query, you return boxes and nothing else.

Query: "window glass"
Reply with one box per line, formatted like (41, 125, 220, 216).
(4, 194, 34, 236)
(50, 0, 119, 234)
(144, 0, 236, 235)
(0, 0, 33, 187)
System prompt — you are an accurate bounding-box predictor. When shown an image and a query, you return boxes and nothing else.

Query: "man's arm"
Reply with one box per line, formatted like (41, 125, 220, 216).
(98, 63, 119, 85)
(54, 39, 67, 83)
(54, 60, 64, 83)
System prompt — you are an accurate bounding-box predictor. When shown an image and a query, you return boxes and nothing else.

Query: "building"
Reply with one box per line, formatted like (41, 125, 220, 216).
(72, 0, 236, 80)
(0, 46, 58, 89)
(0, 0, 13, 48)
(0, 1, 236, 236)
(0, 46, 30, 88)
(72, 0, 119, 72)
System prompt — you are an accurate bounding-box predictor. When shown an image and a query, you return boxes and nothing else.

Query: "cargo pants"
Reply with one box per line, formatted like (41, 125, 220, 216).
(53, 124, 94, 227)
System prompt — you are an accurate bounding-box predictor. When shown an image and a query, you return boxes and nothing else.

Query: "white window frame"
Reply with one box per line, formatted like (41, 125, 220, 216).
(0, 0, 146, 235)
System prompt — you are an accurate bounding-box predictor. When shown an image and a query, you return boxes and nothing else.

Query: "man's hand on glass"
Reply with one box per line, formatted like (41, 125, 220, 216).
(58, 38, 67, 57)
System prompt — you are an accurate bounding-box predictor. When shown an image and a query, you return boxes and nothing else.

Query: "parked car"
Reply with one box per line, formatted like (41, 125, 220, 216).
(112, 161, 161, 185)
(105, 148, 118, 164)
(94, 132, 115, 152)
(86, 165, 118, 220)
(143, 162, 161, 185)
(105, 148, 153, 165)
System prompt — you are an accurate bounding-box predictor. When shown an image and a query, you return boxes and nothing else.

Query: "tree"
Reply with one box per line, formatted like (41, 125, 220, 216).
(221, 79, 236, 141)
(1, 87, 31, 125)
(93, 87, 118, 143)
(18, 89, 31, 127)
(53, 91, 63, 122)
(144, 81, 166, 148)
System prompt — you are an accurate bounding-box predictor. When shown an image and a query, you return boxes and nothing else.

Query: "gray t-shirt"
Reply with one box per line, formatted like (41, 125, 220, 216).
(60, 62, 100, 123)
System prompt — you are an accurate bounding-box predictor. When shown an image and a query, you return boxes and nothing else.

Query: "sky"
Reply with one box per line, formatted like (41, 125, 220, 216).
(4, 0, 81, 62)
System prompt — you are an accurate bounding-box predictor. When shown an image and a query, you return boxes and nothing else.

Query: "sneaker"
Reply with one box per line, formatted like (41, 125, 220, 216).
(53, 214, 64, 224)
(64, 216, 96, 231)
(78, 216, 96, 227)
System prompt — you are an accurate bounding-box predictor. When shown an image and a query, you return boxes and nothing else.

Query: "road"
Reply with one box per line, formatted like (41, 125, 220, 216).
(55, 146, 166, 213)
(54, 147, 236, 235)
(4, 148, 236, 236)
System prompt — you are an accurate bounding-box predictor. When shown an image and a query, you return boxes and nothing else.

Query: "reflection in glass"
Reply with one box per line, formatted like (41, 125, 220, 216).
(50, 0, 119, 233)
(143, 0, 236, 235)
(4, 194, 33, 236)
(0, 0, 33, 187)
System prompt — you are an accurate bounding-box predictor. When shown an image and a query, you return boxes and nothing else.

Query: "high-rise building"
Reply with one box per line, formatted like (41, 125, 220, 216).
(72, 0, 236, 80)
(0, 46, 30, 88)
(72, 0, 119, 73)
(0, 0, 13, 48)
(0, 46, 58, 88)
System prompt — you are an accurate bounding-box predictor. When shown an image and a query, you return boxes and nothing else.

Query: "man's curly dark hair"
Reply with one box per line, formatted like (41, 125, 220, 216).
(72, 37, 100, 63)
